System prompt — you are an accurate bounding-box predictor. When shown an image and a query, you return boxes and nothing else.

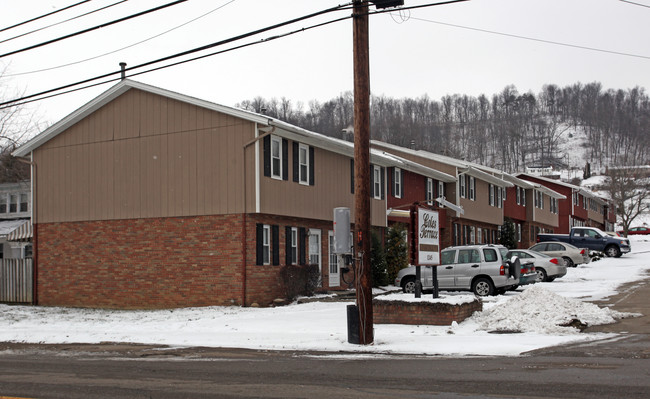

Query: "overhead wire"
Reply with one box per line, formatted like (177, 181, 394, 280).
(0, 0, 129, 45)
(0, 0, 93, 33)
(0, 0, 188, 59)
(3, 0, 237, 77)
(0, 2, 354, 109)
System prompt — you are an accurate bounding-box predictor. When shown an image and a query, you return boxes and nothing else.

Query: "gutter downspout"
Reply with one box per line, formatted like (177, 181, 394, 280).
(17, 154, 36, 305)
(241, 123, 275, 306)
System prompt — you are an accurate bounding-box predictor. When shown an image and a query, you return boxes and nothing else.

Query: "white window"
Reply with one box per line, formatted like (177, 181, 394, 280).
(9, 194, 17, 213)
(497, 187, 503, 209)
(459, 175, 466, 198)
(469, 177, 475, 200)
(470, 226, 476, 244)
(394, 168, 402, 198)
(271, 136, 283, 179)
(426, 178, 434, 205)
(298, 143, 309, 184)
(477, 228, 483, 244)
(373, 165, 382, 199)
(516, 187, 521, 205)
(521, 188, 526, 206)
(0, 195, 6, 213)
(20, 193, 28, 212)
(262, 225, 270, 265)
(291, 227, 298, 264)
(517, 224, 522, 242)
(438, 181, 445, 198)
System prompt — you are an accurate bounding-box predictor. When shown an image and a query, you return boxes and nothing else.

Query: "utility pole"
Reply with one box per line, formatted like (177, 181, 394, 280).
(352, 0, 373, 345)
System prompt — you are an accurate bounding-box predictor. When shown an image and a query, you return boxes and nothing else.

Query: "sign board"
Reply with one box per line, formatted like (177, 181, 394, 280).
(417, 208, 440, 265)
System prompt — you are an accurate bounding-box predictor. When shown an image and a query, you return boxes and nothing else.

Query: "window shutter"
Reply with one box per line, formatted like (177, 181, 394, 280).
(350, 159, 354, 194)
(282, 139, 289, 180)
(424, 176, 428, 201)
(272, 225, 280, 265)
(285, 226, 292, 265)
(309, 146, 315, 185)
(292, 142, 299, 182)
(390, 167, 394, 197)
(263, 136, 271, 177)
(400, 170, 404, 198)
(299, 227, 306, 265)
(256, 224, 264, 265)
(380, 167, 385, 200)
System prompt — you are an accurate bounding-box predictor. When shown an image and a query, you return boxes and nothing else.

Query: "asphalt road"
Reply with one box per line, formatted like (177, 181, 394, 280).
(0, 274, 647, 399)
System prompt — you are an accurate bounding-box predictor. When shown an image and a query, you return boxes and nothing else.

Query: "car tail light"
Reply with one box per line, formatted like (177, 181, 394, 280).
(500, 265, 505, 276)
(580, 249, 586, 255)
(549, 258, 559, 265)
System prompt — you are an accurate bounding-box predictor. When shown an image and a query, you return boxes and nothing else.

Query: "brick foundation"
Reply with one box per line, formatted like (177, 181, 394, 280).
(373, 298, 482, 325)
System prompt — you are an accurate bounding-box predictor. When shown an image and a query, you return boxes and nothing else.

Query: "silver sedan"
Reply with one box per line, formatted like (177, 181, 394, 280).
(507, 249, 567, 282)
(528, 242, 590, 268)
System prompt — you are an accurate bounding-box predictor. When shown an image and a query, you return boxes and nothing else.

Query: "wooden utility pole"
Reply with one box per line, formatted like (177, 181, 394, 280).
(352, 0, 373, 345)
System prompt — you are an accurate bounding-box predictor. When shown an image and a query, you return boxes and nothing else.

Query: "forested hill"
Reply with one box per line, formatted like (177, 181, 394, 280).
(236, 82, 649, 175)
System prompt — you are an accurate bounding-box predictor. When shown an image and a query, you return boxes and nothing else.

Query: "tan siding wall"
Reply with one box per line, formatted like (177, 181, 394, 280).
(459, 179, 503, 225)
(259, 147, 386, 227)
(534, 195, 560, 227)
(35, 88, 255, 223)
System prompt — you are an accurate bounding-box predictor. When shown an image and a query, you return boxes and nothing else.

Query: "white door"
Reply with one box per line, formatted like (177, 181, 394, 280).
(309, 229, 322, 287)
(328, 231, 340, 287)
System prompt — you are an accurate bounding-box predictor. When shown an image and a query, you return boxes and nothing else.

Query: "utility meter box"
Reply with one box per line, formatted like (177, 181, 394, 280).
(333, 207, 351, 255)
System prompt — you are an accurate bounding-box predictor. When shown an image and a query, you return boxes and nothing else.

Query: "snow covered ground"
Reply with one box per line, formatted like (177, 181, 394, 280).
(0, 236, 648, 357)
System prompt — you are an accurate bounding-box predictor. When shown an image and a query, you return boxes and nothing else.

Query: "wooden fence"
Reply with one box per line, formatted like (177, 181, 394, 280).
(0, 258, 33, 304)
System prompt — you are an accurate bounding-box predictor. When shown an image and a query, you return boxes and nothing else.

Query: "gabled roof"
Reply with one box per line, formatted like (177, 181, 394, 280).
(517, 173, 592, 200)
(503, 174, 566, 200)
(13, 79, 271, 158)
(14, 80, 404, 167)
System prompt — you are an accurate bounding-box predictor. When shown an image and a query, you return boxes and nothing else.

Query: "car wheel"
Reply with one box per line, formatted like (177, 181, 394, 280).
(535, 268, 547, 283)
(401, 277, 416, 294)
(472, 277, 494, 297)
(562, 256, 575, 268)
(605, 245, 621, 258)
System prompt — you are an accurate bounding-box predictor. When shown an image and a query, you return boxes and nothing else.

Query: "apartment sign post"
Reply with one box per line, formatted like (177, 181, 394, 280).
(417, 207, 440, 298)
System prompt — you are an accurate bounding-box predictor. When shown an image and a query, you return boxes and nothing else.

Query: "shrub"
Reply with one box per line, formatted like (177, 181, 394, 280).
(500, 217, 517, 249)
(385, 223, 408, 283)
(280, 264, 321, 301)
(370, 230, 389, 287)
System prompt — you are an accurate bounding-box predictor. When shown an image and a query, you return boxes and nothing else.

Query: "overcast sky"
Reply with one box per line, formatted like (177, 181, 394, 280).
(1, 0, 649, 126)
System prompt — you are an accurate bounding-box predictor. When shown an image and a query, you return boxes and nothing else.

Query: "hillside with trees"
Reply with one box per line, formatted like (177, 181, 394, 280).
(236, 82, 649, 175)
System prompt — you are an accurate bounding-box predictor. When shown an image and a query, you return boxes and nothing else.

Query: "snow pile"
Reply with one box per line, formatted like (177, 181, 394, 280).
(471, 285, 632, 334)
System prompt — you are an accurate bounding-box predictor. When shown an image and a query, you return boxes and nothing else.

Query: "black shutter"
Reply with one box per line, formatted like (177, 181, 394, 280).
(256, 223, 264, 265)
(400, 170, 404, 198)
(389, 167, 394, 197)
(309, 146, 315, 185)
(424, 176, 428, 202)
(272, 225, 280, 265)
(292, 142, 299, 182)
(263, 136, 271, 177)
(282, 139, 289, 180)
(285, 226, 292, 265)
(380, 167, 385, 200)
(299, 227, 306, 265)
(350, 159, 354, 194)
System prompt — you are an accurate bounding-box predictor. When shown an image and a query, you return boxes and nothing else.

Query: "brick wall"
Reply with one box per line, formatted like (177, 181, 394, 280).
(37, 215, 245, 309)
(373, 298, 482, 325)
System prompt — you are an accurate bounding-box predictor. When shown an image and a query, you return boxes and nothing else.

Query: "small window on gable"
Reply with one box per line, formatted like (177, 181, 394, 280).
(271, 136, 282, 179)
(373, 165, 382, 199)
(298, 143, 309, 185)
(426, 178, 434, 205)
(394, 168, 402, 198)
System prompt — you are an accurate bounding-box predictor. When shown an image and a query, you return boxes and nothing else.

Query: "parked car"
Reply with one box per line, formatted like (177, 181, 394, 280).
(528, 242, 590, 268)
(617, 226, 650, 236)
(394, 244, 519, 296)
(537, 227, 631, 258)
(507, 249, 567, 282)
(512, 257, 537, 288)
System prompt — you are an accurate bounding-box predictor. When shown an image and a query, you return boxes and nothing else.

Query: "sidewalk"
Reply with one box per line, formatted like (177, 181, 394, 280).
(584, 270, 650, 334)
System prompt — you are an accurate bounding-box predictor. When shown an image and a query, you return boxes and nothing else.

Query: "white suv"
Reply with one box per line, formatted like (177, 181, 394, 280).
(395, 244, 519, 296)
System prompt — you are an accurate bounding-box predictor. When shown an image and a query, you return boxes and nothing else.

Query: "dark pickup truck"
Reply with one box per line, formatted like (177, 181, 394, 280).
(537, 227, 631, 258)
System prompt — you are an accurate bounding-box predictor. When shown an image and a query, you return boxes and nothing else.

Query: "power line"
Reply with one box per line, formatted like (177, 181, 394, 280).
(3, 0, 237, 78)
(619, 0, 650, 9)
(0, 0, 129, 45)
(404, 14, 650, 60)
(0, 0, 188, 59)
(0, 0, 92, 33)
(0, 3, 353, 109)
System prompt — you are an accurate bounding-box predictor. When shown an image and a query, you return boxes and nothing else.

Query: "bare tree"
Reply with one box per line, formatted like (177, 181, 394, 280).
(605, 165, 650, 235)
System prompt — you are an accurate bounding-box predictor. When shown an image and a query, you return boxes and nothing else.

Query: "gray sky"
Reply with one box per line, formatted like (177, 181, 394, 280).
(1, 0, 649, 125)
